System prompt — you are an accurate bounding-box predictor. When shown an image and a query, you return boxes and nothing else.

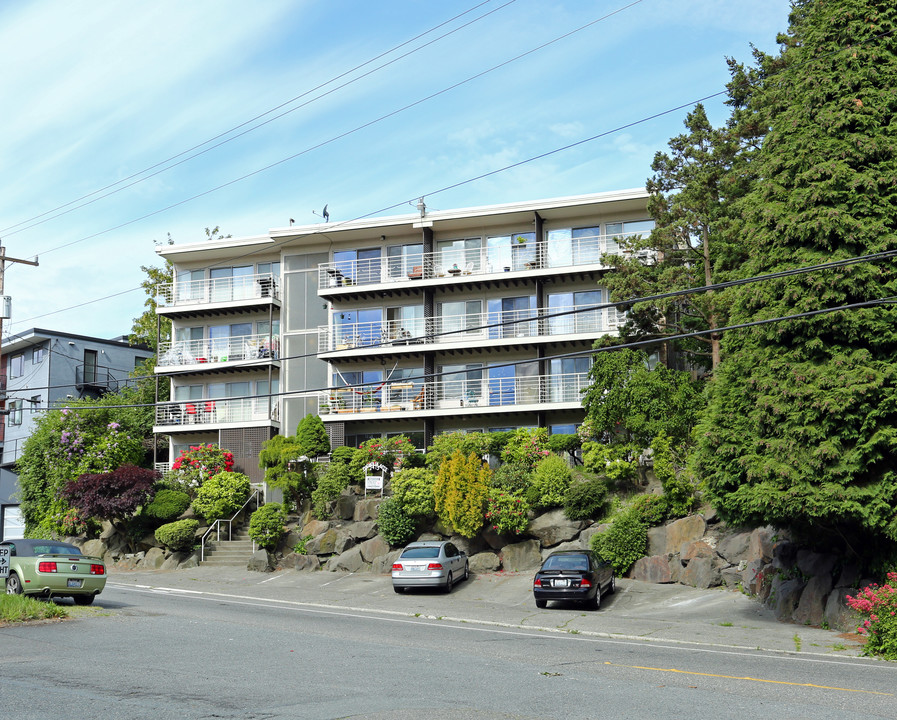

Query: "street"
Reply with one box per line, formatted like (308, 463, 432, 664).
(1, 569, 893, 719)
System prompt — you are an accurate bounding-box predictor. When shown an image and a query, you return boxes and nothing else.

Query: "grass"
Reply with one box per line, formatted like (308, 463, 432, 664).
(0, 594, 69, 624)
(793, 633, 802, 652)
(718, 621, 733, 627)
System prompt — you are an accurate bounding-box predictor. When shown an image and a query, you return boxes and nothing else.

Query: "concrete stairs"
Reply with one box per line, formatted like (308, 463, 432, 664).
(201, 526, 254, 567)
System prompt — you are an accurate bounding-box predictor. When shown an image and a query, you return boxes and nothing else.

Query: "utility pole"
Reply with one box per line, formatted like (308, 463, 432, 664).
(0, 245, 40, 418)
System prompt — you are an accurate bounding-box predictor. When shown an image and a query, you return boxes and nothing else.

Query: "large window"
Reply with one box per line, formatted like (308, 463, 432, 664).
(386, 305, 424, 341)
(334, 370, 384, 410)
(437, 238, 482, 273)
(335, 248, 382, 285)
(487, 296, 536, 339)
(549, 357, 590, 402)
(437, 300, 482, 340)
(210, 265, 254, 302)
(7, 399, 23, 426)
(487, 232, 535, 272)
(438, 363, 483, 405)
(386, 244, 423, 280)
(487, 361, 538, 406)
(548, 290, 602, 334)
(8, 354, 23, 378)
(209, 322, 252, 360)
(32, 345, 45, 364)
(176, 269, 205, 301)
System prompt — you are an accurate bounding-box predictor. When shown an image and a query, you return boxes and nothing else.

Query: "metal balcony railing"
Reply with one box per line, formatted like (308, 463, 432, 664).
(317, 231, 650, 290)
(317, 306, 625, 352)
(155, 398, 280, 427)
(158, 335, 280, 367)
(318, 372, 588, 416)
(156, 273, 279, 308)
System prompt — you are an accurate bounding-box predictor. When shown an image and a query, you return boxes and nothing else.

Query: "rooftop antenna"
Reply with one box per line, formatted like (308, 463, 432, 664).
(312, 204, 330, 222)
(416, 197, 426, 217)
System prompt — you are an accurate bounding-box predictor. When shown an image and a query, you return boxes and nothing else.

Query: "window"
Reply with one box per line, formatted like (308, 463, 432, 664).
(176, 269, 205, 301)
(83, 349, 98, 384)
(386, 244, 423, 280)
(437, 238, 482, 273)
(548, 290, 602, 334)
(30, 395, 41, 413)
(133, 356, 150, 368)
(209, 323, 252, 360)
(32, 345, 45, 364)
(210, 265, 253, 301)
(7, 399, 22, 426)
(487, 232, 535, 272)
(437, 300, 482, 340)
(605, 220, 656, 257)
(386, 305, 424, 340)
(8, 354, 23, 378)
(439, 363, 483, 404)
(487, 296, 536, 338)
(334, 248, 382, 285)
(550, 357, 591, 402)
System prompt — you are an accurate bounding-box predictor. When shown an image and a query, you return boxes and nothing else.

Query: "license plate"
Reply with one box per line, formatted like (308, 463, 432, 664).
(553, 579, 569, 588)
(67, 579, 83, 588)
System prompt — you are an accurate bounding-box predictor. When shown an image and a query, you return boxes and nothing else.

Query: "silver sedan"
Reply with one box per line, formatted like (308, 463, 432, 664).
(391, 541, 469, 593)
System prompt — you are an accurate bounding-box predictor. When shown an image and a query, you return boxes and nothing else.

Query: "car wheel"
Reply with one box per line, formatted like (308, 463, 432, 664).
(73, 594, 95, 606)
(463, 561, 469, 582)
(535, 598, 547, 609)
(587, 588, 601, 610)
(393, 586, 404, 594)
(607, 576, 616, 595)
(444, 572, 454, 593)
(5, 572, 23, 595)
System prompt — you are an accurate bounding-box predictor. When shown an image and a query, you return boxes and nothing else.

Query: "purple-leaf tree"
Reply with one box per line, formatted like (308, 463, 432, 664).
(61, 465, 159, 533)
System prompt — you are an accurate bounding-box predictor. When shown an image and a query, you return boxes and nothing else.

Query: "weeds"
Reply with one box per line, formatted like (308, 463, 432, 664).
(0, 595, 68, 624)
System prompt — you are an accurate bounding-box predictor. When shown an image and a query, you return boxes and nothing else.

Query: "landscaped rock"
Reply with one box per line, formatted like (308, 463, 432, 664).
(772, 540, 798, 570)
(306, 528, 339, 555)
(481, 526, 512, 551)
(359, 535, 391, 563)
(450, 535, 488, 557)
(177, 551, 200, 569)
(834, 561, 861, 589)
(792, 573, 833, 626)
(353, 498, 383, 522)
(716, 531, 751, 564)
(301, 519, 330, 537)
(499, 539, 541, 571)
(823, 587, 861, 632)
(796, 549, 836, 579)
(631, 555, 673, 583)
(280, 553, 321, 572)
(663, 516, 706, 555)
(248, 549, 275, 572)
(349, 520, 378, 541)
(580, 523, 608, 550)
(770, 576, 806, 621)
(416, 532, 443, 542)
(469, 551, 500, 573)
(647, 526, 667, 557)
(161, 551, 190, 571)
(681, 540, 716, 563)
(327, 545, 366, 573)
(336, 494, 357, 520)
(542, 539, 585, 557)
(680, 556, 722, 589)
(334, 532, 355, 555)
(81, 538, 107, 559)
(527, 510, 585, 547)
(749, 526, 776, 563)
(372, 549, 402, 574)
(143, 547, 166, 569)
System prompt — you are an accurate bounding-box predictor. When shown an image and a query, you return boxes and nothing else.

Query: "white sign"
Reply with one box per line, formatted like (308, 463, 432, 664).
(365, 475, 384, 491)
(0, 546, 9, 578)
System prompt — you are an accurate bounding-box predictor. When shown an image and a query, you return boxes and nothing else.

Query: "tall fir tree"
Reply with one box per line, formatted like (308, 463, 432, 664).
(693, 0, 897, 549)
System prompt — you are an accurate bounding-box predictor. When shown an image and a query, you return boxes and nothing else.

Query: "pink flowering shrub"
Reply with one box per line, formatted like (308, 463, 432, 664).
(167, 444, 235, 495)
(485, 489, 530, 536)
(846, 571, 897, 660)
(501, 427, 551, 471)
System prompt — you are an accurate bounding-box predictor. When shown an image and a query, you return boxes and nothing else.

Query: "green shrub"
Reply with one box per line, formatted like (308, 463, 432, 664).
(376, 497, 417, 546)
(528, 454, 572, 509)
(311, 461, 354, 520)
(652, 431, 695, 518)
(547, 433, 580, 456)
(145, 489, 191, 523)
(590, 512, 648, 575)
(295, 414, 331, 458)
(330, 445, 357, 466)
(501, 428, 551, 471)
(191, 471, 251, 523)
(293, 535, 314, 554)
(485, 489, 529, 536)
(390, 467, 436, 518)
(490, 463, 532, 494)
(563, 477, 608, 521)
(425, 431, 492, 469)
(249, 503, 286, 551)
(155, 519, 199, 552)
(628, 493, 669, 526)
(433, 450, 490, 538)
(582, 442, 638, 484)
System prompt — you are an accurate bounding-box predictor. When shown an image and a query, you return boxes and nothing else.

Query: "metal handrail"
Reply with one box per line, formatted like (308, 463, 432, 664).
(200, 488, 261, 562)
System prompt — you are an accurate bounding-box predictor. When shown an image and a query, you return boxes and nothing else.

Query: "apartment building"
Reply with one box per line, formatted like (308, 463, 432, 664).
(152, 189, 653, 474)
(0, 329, 152, 539)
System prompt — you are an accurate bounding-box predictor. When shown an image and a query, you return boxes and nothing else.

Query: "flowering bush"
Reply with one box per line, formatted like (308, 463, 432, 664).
(355, 436, 417, 471)
(485, 489, 529, 536)
(55, 507, 99, 537)
(167, 444, 234, 494)
(501, 428, 550, 471)
(846, 572, 897, 660)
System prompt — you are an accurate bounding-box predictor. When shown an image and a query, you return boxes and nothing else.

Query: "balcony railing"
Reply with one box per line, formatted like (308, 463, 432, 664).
(319, 372, 588, 416)
(317, 305, 625, 352)
(155, 398, 280, 427)
(156, 273, 279, 308)
(317, 231, 650, 290)
(158, 335, 280, 368)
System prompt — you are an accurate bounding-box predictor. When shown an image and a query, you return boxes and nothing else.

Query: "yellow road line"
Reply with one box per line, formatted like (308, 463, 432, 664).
(604, 662, 892, 696)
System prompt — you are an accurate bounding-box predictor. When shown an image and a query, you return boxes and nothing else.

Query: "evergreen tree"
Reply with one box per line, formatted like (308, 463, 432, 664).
(693, 0, 897, 547)
(295, 414, 331, 458)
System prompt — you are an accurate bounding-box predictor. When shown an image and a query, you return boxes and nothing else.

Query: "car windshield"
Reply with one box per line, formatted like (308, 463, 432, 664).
(542, 555, 589, 572)
(401, 547, 440, 559)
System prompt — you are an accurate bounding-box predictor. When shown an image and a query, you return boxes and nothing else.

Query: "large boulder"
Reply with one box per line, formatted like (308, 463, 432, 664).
(161, 551, 190, 571)
(749, 526, 776, 563)
(770, 576, 806, 621)
(280, 553, 321, 572)
(663, 516, 706, 555)
(469, 552, 501, 573)
(580, 523, 608, 551)
(542, 539, 586, 558)
(499, 540, 542, 571)
(359, 535, 391, 563)
(301, 519, 330, 538)
(792, 573, 833, 626)
(681, 540, 715, 563)
(824, 587, 862, 632)
(796, 549, 836, 579)
(680, 556, 722, 589)
(247, 549, 275, 572)
(450, 535, 488, 557)
(81, 539, 107, 559)
(306, 529, 339, 555)
(142, 547, 166, 570)
(335, 494, 357, 521)
(334, 532, 355, 555)
(647, 526, 667, 558)
(716, 532, 751, 564)
(327, 546, 367, 573)
(527, 510, 585, 547)
(349, 521, 378, 541)
(631, 555, 673, 584)
(353, 499, 384, 522)
(372, 550, 402, 574)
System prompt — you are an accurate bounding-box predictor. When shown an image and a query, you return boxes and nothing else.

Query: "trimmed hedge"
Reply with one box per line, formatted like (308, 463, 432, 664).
(249, 503, 286, 551)
(155, 519, 199, 552)
(145, 489, 191, 523)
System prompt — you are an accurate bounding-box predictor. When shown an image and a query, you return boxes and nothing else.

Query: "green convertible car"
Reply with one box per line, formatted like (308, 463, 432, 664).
(1, 539, 106, 605)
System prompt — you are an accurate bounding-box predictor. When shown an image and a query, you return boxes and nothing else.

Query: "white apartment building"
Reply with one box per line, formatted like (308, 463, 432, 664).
(152, 190, 653, 480)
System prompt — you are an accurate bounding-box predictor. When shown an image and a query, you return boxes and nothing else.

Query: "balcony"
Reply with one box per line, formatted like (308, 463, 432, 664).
(317, 231, 649, 293)
(154, 398, 280, 430)
(317, 305, 625, 354)
(318, 372, 588, 418)
(157, 335, 280, 371)
(156, 273, 280, 310)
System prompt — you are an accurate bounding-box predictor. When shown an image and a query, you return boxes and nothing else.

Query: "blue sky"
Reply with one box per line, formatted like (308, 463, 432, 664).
(0, 0, 791, 341)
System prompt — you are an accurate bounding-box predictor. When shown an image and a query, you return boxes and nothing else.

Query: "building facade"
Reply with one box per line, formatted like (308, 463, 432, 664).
(153, 190, 653, 472)
(0, 329, 153, 539)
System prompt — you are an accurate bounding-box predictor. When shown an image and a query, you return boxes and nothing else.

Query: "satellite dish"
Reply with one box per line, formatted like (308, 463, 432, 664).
(322, 204, 330, 222)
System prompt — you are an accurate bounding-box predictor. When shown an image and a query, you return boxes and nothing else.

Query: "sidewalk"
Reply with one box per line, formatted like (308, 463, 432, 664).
(107, 564, 867, 658)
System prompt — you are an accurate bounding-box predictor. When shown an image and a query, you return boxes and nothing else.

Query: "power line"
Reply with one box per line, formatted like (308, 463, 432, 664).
(0, 1, 511, 239)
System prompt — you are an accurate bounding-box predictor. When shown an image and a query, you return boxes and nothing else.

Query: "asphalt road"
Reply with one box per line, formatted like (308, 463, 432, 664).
(1, 567, 893, 720)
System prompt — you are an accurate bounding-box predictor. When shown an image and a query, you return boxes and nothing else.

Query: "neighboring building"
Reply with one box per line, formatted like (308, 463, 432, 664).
(153, 190, 653, 482)
(0, 329, 152, 539)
